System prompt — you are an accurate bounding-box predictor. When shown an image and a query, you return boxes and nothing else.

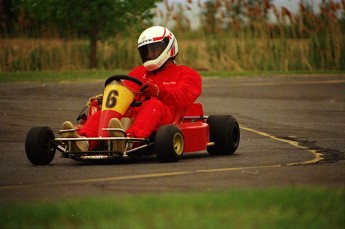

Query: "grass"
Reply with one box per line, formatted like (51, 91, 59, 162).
(2, 35, 343, 72)
(0, 70, 128, 83)
(0, 187, 344, 228)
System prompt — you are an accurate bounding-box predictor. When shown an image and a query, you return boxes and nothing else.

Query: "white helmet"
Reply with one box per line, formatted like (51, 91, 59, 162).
(137, 26, 178, 71)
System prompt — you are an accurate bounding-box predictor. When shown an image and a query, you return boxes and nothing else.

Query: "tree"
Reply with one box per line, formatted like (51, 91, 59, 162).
(1, 0, 17, 36)
(13, 0, 159, 68)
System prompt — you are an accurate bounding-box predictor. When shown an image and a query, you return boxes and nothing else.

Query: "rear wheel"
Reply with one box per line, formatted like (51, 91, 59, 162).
(155, 125, 184, 163)
(206, 115, 240, 155)
(25, 126, 56, 165)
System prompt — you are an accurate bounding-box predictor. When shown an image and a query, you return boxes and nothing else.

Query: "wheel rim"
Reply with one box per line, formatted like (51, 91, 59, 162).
(173, 133, 184, 155)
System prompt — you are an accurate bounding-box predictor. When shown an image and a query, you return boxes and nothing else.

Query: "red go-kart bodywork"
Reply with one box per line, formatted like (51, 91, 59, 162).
(25, 75, 240, 165)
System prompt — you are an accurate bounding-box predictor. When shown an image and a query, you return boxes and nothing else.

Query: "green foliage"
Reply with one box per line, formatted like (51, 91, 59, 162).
(12, 0, 158, 38)
(12, 0, 158, 68)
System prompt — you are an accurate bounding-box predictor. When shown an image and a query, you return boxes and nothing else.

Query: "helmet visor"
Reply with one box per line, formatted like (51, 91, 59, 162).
(138, 41, 168, 63)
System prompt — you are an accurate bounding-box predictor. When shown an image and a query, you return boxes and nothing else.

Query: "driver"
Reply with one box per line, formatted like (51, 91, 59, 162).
(60, 26, 202, 152)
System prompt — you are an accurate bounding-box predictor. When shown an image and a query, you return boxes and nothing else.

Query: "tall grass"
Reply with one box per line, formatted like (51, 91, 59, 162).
(0, 38, 139, 71)
(1, 0, 344, 72)
(192, 0, 345, 71)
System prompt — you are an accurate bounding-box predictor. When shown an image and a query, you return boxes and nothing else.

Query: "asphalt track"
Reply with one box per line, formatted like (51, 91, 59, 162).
(0, 75, 344, 202)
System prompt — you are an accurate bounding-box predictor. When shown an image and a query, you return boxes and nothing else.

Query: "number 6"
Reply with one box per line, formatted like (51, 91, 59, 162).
(105, 90, 119, 108)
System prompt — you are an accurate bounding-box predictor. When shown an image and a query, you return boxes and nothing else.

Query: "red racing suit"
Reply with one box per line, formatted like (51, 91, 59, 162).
(78, 63, 202, 141)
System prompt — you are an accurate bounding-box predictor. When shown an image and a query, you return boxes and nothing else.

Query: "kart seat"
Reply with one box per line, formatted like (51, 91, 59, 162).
(184, 102, 204, 117)
(174, 103, 204, 124)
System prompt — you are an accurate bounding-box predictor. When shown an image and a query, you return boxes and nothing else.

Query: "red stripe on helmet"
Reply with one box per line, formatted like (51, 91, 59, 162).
(170, 46, 175, 56)
(152, 28, 166, 41)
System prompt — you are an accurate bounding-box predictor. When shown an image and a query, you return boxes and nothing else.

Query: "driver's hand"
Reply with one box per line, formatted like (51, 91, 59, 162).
(140, 82, 159, 97)
(87, 94, 103, 107)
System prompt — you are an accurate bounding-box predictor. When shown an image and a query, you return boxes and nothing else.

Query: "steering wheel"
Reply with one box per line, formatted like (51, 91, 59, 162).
(104, 75, 148, 107)
(104, 75, 143, 87)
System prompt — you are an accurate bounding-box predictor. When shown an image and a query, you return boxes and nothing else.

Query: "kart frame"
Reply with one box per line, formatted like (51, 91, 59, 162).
(55, 114, 210, 160)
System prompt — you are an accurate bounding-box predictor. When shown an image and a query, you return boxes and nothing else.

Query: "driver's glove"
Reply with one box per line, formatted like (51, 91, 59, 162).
(140, 82, 159, 97)
(87, 94, 103, 107)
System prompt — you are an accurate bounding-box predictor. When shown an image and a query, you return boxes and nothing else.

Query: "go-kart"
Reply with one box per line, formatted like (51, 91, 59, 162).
(25, 75, 240, 165)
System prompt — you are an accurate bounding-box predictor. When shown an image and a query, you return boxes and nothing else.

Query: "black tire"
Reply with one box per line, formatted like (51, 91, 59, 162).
(155, 125, 184, 163)
(25, 126, 56, 165)
(206, 115, 240, 155)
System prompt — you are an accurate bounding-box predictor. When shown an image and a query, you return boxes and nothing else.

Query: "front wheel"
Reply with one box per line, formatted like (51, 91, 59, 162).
(25, 126, 56, 165)
(155, 125, 184, 163)
(206, 115, 240, 155)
